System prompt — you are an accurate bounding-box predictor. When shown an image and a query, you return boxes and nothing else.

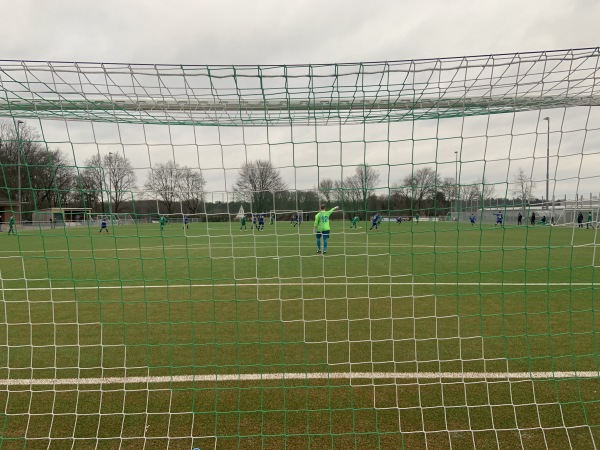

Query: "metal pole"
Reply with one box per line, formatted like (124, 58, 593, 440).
(543, 117, 550, 210)
(454, 151, 458, 221)
(108, 152, 113, 219)
(16, 121, 24, 224)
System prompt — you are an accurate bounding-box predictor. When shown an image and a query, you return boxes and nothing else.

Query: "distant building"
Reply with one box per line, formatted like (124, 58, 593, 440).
(0, 196, 23, 223)
(32, 208, 91, 225)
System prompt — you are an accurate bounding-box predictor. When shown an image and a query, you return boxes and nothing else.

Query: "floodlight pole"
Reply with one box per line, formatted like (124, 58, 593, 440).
(454, 151, 458, 220)
(16, 121, 24, 223)
(543, 117, 550, 210)
(108, 152, 113, 219)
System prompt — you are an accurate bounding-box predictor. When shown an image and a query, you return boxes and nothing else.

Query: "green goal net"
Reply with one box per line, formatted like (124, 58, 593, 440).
(1, 47, 600, 448)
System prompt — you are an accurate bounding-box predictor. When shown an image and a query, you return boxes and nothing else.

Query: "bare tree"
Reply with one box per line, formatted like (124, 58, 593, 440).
(234, 160, 287, 213)
(440, 176, 458, 203)
(476, 177, 497, 200)
(329, 166, 380, 215)
(35, 149, 75, 208)
(332, 180, 345, 204)
(177, 167, 206, 214)
(461, 178, 496, 204)
(459, 178, 497, 210)
(318, 178, 335, 206)
(76, 164, 102, 211)
(461, 184, 480, 205)
(341, 173, 362, 212)
(353, 165, 380, 209)
(105, 153, 136, 213)
(0, 121, 74, 209)
(511, 168, 536, 205)
(402, 167, 441, 211)
(78, 155, 105, 211)
(145, 161, 180, 214)
(80, 153, 136, 213)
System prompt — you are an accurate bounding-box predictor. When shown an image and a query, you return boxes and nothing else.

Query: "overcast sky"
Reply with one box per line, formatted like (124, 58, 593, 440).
(1, 0, 599, 202)
(3, 0, 598, 65)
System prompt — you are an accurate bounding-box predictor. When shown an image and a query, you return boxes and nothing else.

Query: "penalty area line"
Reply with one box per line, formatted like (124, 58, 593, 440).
(2, 371, 599, 386)
(0, 281, 599, 292)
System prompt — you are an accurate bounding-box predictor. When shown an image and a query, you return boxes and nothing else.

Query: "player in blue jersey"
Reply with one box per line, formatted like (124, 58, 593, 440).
(494, 211, 503, 227)
(251, 214, 257, 229)
(369, 213, 381, 231)
(396, 216, 402, 224)
(99, 216, 109, 234)
(183, 215, 189, 229)
(469, 213, 476, 226)
(258, 213, 265, 231)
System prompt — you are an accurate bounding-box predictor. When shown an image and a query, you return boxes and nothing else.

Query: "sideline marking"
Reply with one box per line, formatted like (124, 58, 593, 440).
(0, 281, 598, 292)
(2, 371, 599, 386)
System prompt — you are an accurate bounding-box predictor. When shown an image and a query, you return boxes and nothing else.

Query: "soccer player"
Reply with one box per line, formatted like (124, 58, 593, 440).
(578, 211, 584, 228)
(183, 215, 189, 229)
(258, 213, 265, 231)
(531, 212, 536, 226)
(252, 214, 257, 229)
(369, 213, 380, 231)
(396, 216, 402, 224)
(350, 214, 360, 229)
(517, 213, 522, 225)
(7, 215, 16, 235)
(159, 216, 167, 232)
(270, 213, 274, 225)
(313, 205, 339, 254)
(99, 216, 109, 234)
(587, 211, 593, 229)
(415, 212, 420, 223)
(494, 211, 503, 227)
(469, 213, 476, 226)
(240, 215, 247, 231)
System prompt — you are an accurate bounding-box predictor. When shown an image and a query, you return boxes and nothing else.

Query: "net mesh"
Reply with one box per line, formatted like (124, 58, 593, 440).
(1, 47, 600, 448)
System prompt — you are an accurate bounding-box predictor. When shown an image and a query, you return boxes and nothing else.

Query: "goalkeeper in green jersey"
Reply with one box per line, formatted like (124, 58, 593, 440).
(240, 215, 247, 231)
(159, 216, 167, 231)
(313, 205, 339, 254)
(349, 214, 359, 229)
(7, 215, 16, 235)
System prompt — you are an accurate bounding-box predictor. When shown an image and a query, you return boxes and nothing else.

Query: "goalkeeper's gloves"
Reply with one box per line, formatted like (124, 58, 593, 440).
(312, 227, 317, 234)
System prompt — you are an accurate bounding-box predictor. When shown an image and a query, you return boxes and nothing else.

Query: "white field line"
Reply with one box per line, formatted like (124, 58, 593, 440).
(0, 242, 596, 255)
(0, 281, 599, 292)
(2, 371, 599, 386)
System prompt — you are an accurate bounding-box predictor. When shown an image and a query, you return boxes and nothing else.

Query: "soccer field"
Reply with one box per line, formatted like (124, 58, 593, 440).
(1, 220, 600, 449)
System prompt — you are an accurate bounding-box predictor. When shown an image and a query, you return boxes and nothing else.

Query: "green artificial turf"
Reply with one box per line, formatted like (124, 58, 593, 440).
(1, 219, 599, 449)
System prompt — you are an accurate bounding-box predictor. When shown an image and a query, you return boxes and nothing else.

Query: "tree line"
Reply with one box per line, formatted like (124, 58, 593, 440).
(0, 121, 539, 218)
(0, 121, 207, 216)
